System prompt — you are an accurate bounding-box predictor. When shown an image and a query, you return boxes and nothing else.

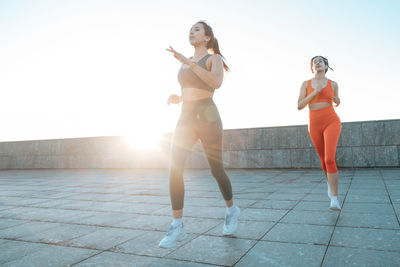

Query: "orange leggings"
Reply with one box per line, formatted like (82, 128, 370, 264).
(309, 106, 341, 173)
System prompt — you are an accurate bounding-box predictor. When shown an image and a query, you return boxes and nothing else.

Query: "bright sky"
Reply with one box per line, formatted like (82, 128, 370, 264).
(1, 0, 399, 142)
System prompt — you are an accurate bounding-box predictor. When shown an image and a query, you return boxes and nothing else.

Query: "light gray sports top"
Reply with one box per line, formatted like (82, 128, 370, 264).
(177, 54, 214, 92)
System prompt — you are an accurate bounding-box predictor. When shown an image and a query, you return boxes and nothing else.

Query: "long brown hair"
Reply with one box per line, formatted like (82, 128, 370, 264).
(197, 21, 230, 72)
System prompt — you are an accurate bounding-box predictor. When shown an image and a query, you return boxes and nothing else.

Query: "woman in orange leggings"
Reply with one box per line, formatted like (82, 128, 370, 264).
(297, 56, 341, 210)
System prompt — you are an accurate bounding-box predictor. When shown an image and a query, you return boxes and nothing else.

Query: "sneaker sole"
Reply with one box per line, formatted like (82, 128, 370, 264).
(223, 222, 238, 235)
(330, 206, 341, 211)
(159, 242, 177, 249)
(223, 227, 237, 236)
(159, 233, 186, 249)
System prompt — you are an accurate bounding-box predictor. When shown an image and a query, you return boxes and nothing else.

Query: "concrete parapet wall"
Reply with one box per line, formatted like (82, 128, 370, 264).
(0, 136, 172, 169)
(0, 119, 399, 169)
(186, 119, 400, 169)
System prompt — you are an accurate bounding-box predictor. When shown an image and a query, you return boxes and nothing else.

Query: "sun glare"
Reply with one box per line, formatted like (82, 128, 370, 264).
(123, 131, 161, 150)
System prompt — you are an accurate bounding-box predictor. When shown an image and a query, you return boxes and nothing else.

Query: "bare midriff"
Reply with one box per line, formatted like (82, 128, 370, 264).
(181, 87, 214, 102)
(309, 102, 332, 110)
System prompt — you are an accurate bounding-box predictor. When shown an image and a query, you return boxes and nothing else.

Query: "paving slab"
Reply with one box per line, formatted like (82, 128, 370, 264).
(239, 208, 288, 222)
(345, 194, 391, 203)
(281, 210, 340, 225)
(330, 226, 400, 251)
(75, 251, 215, 267)
(267, 192, 307, 201)
(341, 202, 395, 214)
(0, 240, 48, 265)
(114, 214, 172, 231)
(0, 221, 62, 239)
(1, 243, 98, 267)
(112, 231, 198, 257)
(233, 192, 272, 199)
(250, 199, 298, 210)
(0, 196, 51, 206)
(179, 217, 222, 234)
(26, 198, 76, 208)
(303, 193, 345, 202)
(337, 212, 400, 229)
(0, 218, 28, 230)
(77, 212, 138, 227)
(116, 195, 171, 205)
(263, 222, 334, 245)
(167, 235, 255, 266)
(0, 168, 399, 266)
(18, 223, 100, 244)
(235, 241, 326, 267)
(294, 201, 338, 212)
(0, 238, 11, 245)
(206, 220, 275, 239)
(322, 246, 400, 267)
(63, 227, 143, 250)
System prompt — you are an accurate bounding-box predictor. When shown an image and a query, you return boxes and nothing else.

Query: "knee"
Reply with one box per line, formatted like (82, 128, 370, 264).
(325, 156, 335, 165)
(169, 164, 184, 179)
(325, 157, 337, 172)
(169, 155, 185, 175)
(210, 165, 225, 178)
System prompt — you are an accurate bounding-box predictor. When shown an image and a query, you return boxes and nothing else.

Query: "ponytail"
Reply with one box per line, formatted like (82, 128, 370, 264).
(197, 21, 230, 72)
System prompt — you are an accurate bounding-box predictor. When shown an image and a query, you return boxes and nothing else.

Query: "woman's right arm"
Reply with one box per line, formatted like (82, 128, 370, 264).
(297, 81, 318, 110)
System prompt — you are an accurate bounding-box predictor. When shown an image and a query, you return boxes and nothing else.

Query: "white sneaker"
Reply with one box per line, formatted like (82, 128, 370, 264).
(223, 206, 240, 235)
(327, 182, 332, 199)
(159, 224, 186, 248)
(330, 198, 341, 211)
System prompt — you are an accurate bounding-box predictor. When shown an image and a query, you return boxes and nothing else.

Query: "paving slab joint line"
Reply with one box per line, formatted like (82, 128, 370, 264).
(260, 171, 288, 183)
(93, 226, 196, 261)
(106, 248, 226, 267)
(231, 171, 320, 266)
(69, 250, 108, 266)
(319, 169, 355, 267)
(328, 243, 400, 254)
(164, 232, 203, 257)
(0, 239, 105, 266)
(68, 228, 153, 266)
(379, 169, 400, 227)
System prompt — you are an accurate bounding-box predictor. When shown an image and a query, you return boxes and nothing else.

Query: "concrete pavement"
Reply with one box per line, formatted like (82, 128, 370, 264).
(0, 168, 399, 266)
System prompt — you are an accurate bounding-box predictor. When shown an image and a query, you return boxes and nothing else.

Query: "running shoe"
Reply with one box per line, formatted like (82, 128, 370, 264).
(330, 198, 341, 211)
(159, 224, 186, 248)
(223, 206, 240, 235)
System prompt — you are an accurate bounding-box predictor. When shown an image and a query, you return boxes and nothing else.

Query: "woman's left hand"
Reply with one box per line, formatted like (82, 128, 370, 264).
(166, 46, 192, 66)
(332, 96, 340, 107)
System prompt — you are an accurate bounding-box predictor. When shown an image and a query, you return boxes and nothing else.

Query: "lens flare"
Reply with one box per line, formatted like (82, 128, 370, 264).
(123, 131, 161, 150)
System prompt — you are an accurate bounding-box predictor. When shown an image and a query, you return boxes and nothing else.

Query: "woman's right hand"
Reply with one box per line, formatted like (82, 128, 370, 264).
(167, 94, 181, 105)
(314, 85, 323, 94)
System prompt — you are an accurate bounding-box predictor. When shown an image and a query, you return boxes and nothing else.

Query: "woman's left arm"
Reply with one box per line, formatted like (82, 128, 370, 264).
(167, 46, 224, 89)
(188, 54, 224, 89)
(332, 81, 340, 106)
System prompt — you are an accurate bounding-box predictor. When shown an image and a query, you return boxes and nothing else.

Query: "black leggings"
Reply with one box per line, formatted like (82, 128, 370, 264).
(169, 98, 233, 210)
